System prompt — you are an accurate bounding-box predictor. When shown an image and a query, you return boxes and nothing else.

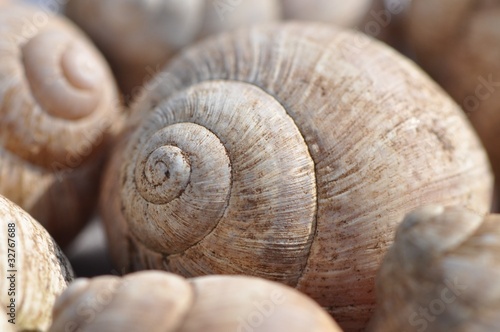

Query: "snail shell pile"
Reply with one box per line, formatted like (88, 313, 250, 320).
(0, 3, 120, 245)
(0, 195, 74, 331)
(100, 23, 493, 329)
(369, 205, 500, 331)
(49, 271, 342, 332)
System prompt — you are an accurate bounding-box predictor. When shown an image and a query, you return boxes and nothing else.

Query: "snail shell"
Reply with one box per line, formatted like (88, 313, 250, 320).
(64, 0, 281, 97)
(49, 271, 342, 332)
(281, 0, 372, 27)
(0, 3, 120, 246)
(0, 195, 74, 331)
(101, 23, 493, 330)
(404, 0, 500, 179)
(368, 205, 500, 331)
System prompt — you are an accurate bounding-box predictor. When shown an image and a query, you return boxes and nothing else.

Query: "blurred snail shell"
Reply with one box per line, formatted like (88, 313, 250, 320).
(0, 195, 74, 331)
(281, 0, 372, 28)
(64, 0, 281, 97)
(49, 271, 342, 332)
(404, 0, 500, 180)
(368, 205, 500, 331)
(100, 23, 493, 330)
(0, 3, 121, 246)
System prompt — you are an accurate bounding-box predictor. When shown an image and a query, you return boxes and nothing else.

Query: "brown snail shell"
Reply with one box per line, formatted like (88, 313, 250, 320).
(100, 23, 493, 330)
(49, 271, 342, 332)
(368, 205, 500, 331)
(0, 195, 74, 331)
(64, 0, 281, 98)
(404, 0, 500, 181)
(0, 3, 121, 246)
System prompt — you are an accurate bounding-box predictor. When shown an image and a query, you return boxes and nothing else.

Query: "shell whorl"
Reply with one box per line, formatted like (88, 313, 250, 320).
(0, 4, 118, 169)
(102, 23, 493, 329)
(121, 80, 317, 281)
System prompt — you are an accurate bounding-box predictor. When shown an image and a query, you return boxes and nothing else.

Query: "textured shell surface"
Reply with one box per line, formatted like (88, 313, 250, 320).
(0, 3, 120, 246)
(0, 195, 74, 331)
(101, 23, 493, 330)
(49, 271, 342, 332)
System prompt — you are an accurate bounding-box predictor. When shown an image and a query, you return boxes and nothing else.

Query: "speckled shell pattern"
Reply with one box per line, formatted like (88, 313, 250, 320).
(49, 271, 342, 332)
(0, 3, 120, 246)
(0, 195, 74, 331)
(368, 206, 500, 332)
(100, 23, 493, 330)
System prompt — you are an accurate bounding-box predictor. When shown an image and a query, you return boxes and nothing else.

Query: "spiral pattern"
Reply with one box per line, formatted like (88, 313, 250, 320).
(0, 4, 118, 169)
(0, 3, 120, 245)
(121, 81, 317, 281)
(101, 23, 493, 329)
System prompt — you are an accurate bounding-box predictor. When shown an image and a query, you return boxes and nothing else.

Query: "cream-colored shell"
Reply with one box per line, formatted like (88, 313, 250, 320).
(404, 0, 500, 178)
(0, 3, 120, 246)
(64, 0, 281, 96)
(49, 271, 342, 332)
(101, 23, 493, 330)
(368, 205, 500, 331)
(0, 195, 74, 331)
(281, 0, 372, 27)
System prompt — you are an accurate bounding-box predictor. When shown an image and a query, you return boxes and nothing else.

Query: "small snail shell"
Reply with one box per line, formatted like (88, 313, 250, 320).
(404, 0, 500, 179)
(64, 0, 281, 97)
(0, 3, 120, 246)
(281, 0, 372, 27)
(0, 195, 74, 331)
(368, 205, 500, 331)
(49, 271, 342, 332)
(101, 23, 493, 330)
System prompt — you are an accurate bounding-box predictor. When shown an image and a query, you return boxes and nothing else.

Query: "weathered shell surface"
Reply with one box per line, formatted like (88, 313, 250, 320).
(0, 3, 120, 245)
(101, 23, 493, 330)
(368, 205, 500, 331)
(0, 195, 74, 331)
(49, 271, 342, 332)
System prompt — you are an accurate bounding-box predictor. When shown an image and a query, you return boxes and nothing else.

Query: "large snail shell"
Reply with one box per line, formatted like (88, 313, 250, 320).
(404, 0, 500, 180)
(368, 206, 500, 331)
(49, 271, 341, 332)
(0, 3, 120, 246)
(101, 23, 493, 330)
(281, 0, 372, 27)
(64, 0, 281, 97)
(0, 195, 74, 331)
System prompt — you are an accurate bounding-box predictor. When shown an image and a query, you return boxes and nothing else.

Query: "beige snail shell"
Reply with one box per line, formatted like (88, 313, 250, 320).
(281, 0, 372, 28)
(404, 0, 500, 180)
(368, 205, 500, 331)
(0, 195, 74, 331)
(49, 271, 342, 332)
(100, 23, 493, 330)
(0, 3, 121, 246)
(64, 0, 281, 97)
